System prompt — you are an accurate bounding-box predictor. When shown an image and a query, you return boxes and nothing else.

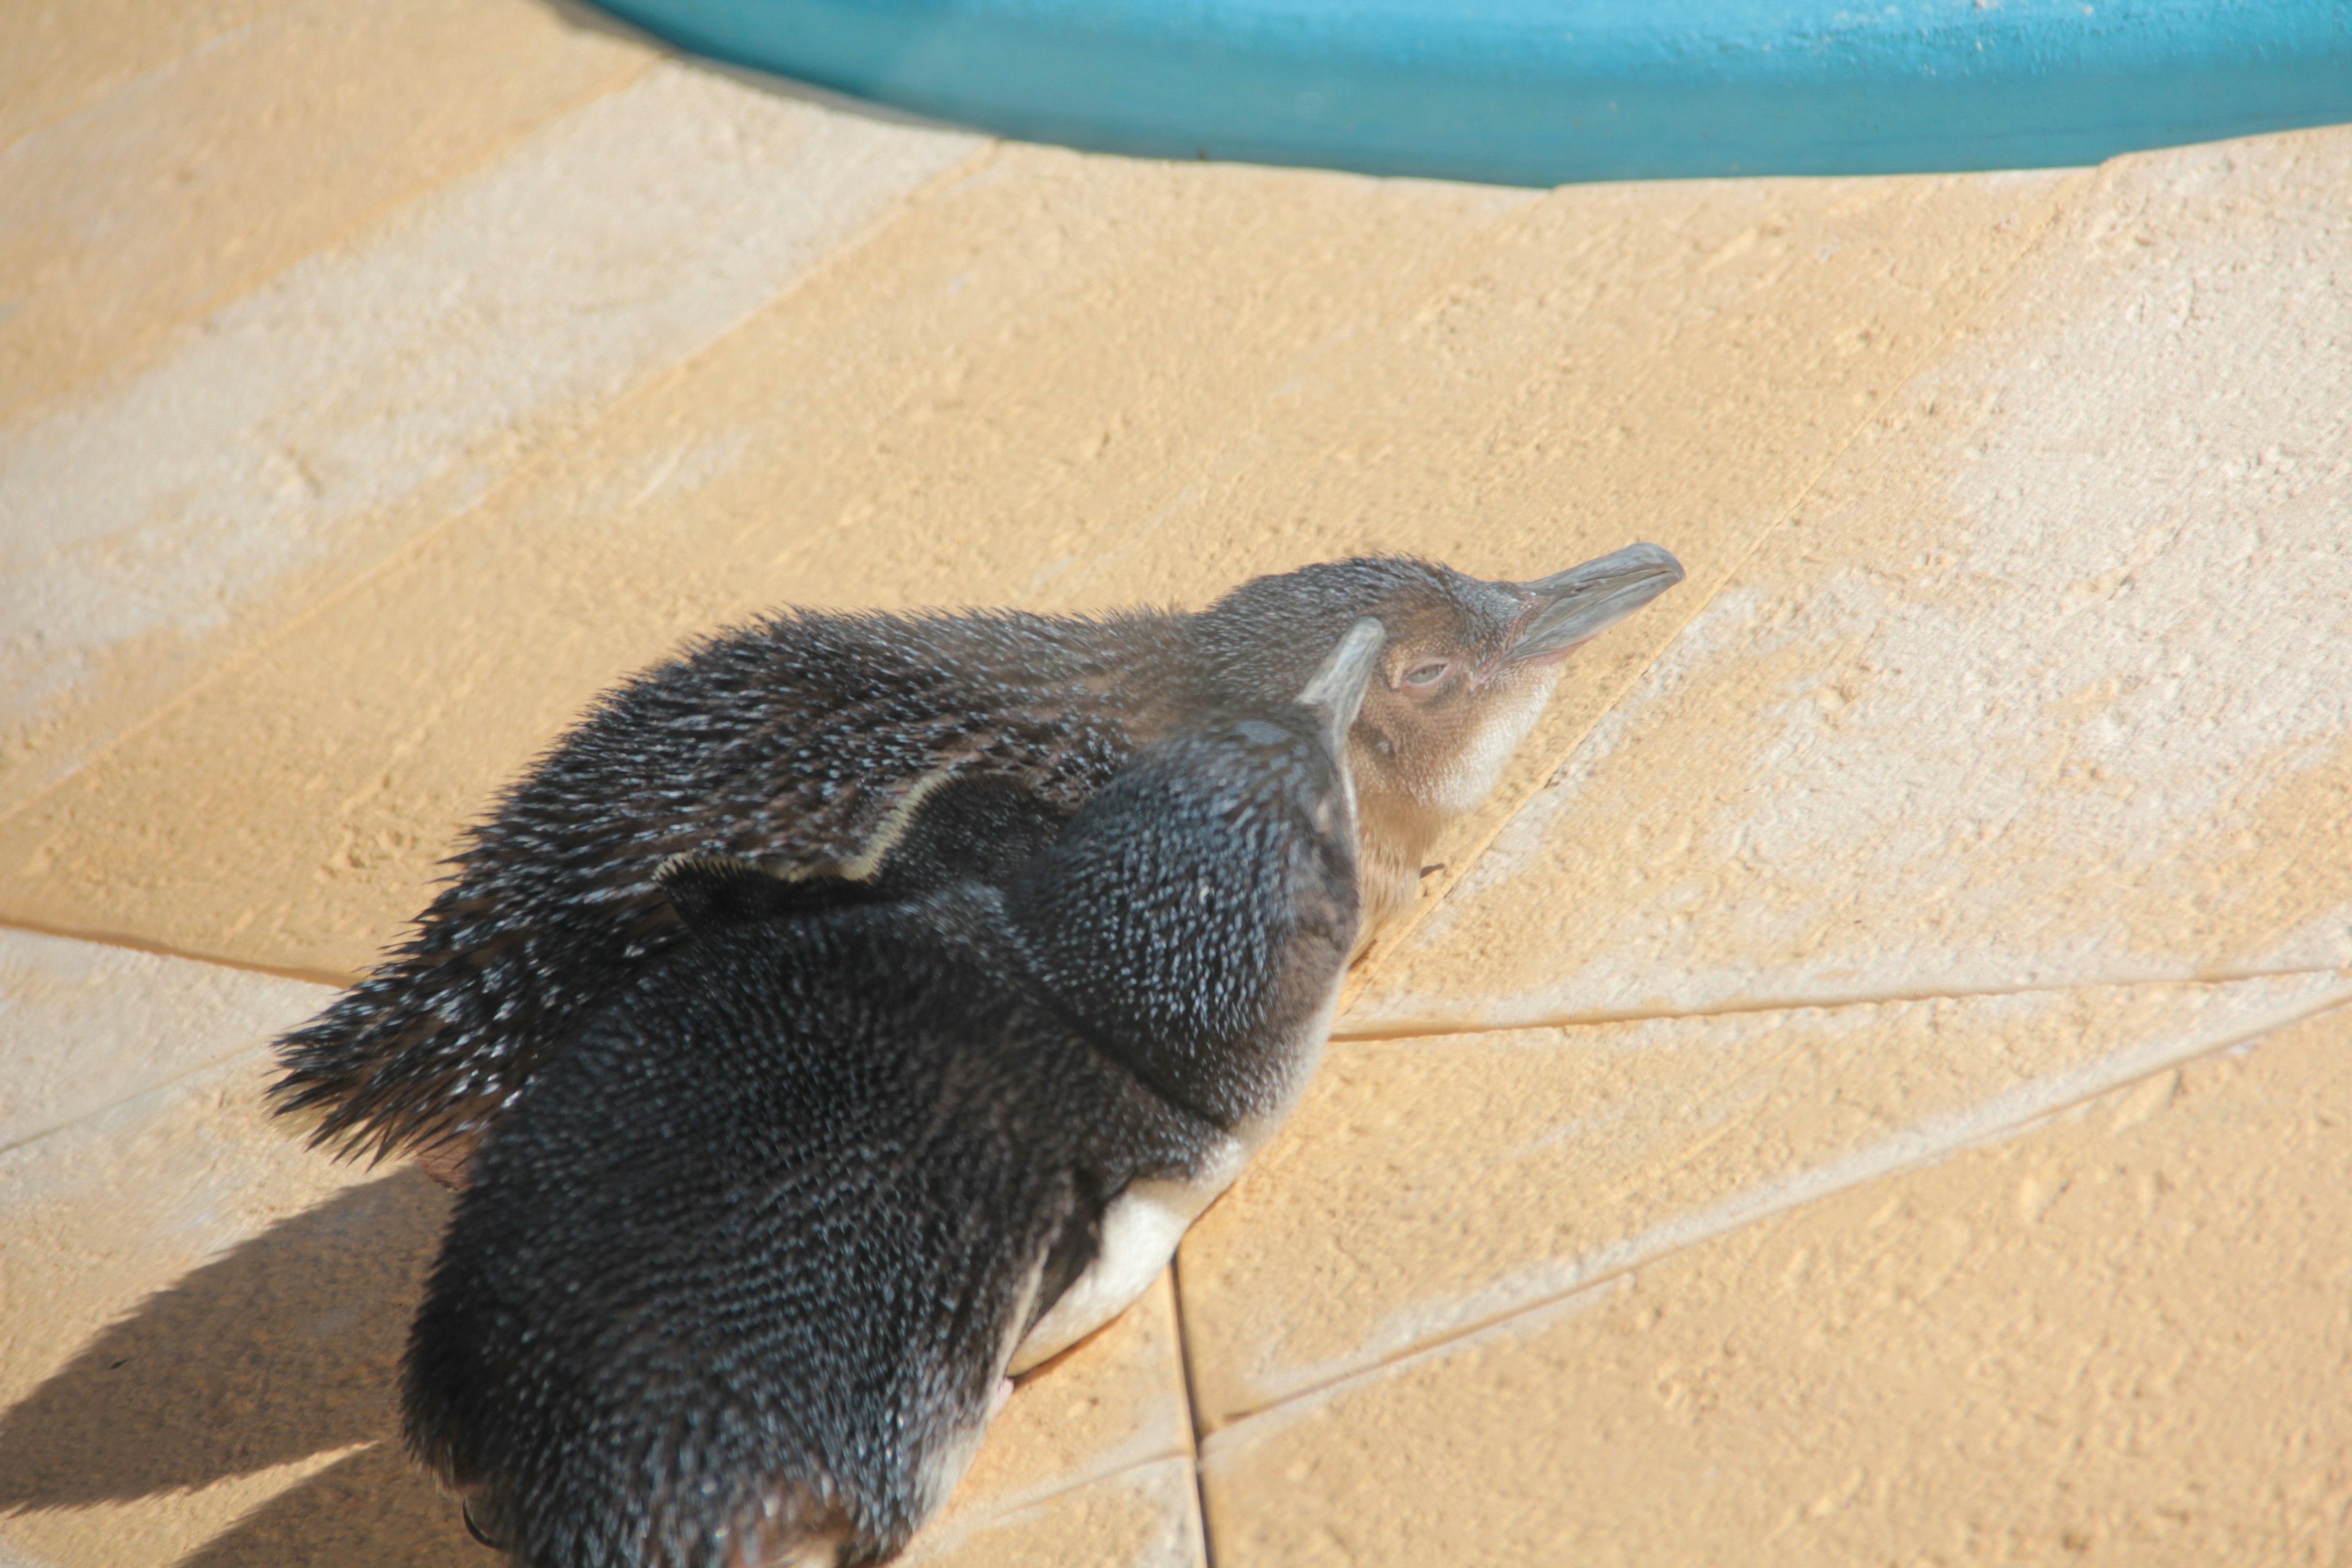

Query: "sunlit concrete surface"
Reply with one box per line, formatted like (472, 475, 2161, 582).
(2, 2, 2346, 1563)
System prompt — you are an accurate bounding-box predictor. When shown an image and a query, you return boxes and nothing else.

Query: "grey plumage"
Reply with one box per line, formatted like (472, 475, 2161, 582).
(273, 548, 1683, 1177)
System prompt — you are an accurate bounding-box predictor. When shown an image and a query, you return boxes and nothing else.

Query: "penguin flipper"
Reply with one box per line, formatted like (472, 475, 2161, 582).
(650, 774, 1080, 943)
(858, 774, 1076, 895)
(654, 853, 873, 938)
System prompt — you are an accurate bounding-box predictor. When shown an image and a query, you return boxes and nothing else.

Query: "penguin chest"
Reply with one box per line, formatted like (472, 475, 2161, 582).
(1007, 1134, 1246, 1374)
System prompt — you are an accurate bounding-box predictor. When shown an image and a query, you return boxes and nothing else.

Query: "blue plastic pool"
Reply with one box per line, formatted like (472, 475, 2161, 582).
(594, 0, 2352, 187)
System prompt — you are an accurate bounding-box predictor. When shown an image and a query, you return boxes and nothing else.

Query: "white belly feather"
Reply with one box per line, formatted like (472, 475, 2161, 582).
(1007, 1145, 1243, 1373)
(1005, 972, 1347, 1376)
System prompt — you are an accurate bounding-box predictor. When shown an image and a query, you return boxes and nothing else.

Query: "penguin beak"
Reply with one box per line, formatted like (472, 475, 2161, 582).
(1298, 617, 1387, 754)
(1510, 543, 1686, 663)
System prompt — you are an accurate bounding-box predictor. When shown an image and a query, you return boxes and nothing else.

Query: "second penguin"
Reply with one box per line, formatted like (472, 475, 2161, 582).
(403, 618, 1390, 1567)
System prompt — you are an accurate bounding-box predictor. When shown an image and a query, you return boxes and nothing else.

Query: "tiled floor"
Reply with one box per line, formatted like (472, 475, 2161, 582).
(2, 4, 2347, 1564)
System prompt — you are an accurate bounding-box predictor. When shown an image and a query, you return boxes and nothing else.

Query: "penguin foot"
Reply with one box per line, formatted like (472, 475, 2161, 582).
(459, 1499, 508, 1551)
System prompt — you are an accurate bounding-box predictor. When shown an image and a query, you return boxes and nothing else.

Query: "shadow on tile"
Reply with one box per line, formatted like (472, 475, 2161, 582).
(0, 1170, 447, 1511)
(178, 1442, 477, 1568)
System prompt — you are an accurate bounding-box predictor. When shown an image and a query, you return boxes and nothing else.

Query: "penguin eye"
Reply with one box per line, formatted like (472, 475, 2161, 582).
(1401, 660, 1452, 690)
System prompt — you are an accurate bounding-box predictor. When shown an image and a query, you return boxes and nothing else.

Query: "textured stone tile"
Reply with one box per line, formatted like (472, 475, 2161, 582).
(0, 148, 2072, 978)
(1199, 996, 2352, 1567)
(1350, 128, 2352, 1036)
(0, 0, 649, 421)
(0, 1036, 1188, 1564)
(907, 1457, 1204, 1568)
(145, 1443, 489, 1568)
(0, 927, 328, 1151)
(0, 0, 301, 152)
(0, 60, 982, 823)
(0, 1052, 433, 1567)
(952, 1272, 1193, 1520)
(1180, 968, 2352, 1426)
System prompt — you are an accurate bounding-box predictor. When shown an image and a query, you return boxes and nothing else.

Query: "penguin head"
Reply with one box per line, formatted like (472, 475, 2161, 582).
(1194, 546, 1683, 933)
(1008, 620, 1385, 1125)
(1196, 545, 1684, 821)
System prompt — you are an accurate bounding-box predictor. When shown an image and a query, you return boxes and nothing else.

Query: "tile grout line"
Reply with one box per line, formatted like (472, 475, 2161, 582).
(0, 912, 353, 989)
(1330, 962, 2352, 1042)
(1206, 976, 2352, 1438)
(1166, 1254, 1222, 1568)
(11, 902, 2337, 1053)
(0, 1042, 275, 1163)
(0, 134, 1005, 845)
(1336, 165, 2099, 1016)
(897, 1452, 1199, 1562)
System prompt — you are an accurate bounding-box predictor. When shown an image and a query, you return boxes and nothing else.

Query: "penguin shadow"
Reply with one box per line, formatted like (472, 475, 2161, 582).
(0, 1169, 480, 1567)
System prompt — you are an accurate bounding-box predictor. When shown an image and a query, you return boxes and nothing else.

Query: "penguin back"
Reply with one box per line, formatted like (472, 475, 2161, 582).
(1007, 619, 1384, 1131)
(274, 606, 1191, 1163)
(403, 890, 1208, 1568)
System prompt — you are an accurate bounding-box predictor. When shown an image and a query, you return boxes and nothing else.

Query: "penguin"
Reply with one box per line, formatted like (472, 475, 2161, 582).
(403, 620, 1390, 1568)
(275, 545, 1684, 1175)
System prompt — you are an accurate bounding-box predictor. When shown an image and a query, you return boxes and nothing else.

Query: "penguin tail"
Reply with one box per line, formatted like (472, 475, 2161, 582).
(265, 866, 686, 1164)
(266, 984, 491, 1166)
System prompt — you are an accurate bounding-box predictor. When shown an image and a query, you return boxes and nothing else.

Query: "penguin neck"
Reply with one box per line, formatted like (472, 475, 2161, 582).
(1351, 789, 1443, 940)
(1011, 952, 1333, 1135)
(1014, 967, 1238, 1131)
(1177, 621, 1422, 946)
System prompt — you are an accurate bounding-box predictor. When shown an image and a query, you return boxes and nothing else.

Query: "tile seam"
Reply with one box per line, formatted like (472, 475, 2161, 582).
(1330, 961, 2352, 1041)
(1337, 163, 2101, 1014)
(0, 37, 662, 425)
(1206, 976, 2352, 1434)
(1164, 1254, 1221, 1568)
(0, 913, 352, 989)
(0, 1042, 273, 1163)
(913, 1452, 1197, 1559)
(0, 135, 1004, 844)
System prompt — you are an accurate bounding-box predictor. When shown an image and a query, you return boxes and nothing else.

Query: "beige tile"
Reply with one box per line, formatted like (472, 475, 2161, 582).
(0, 1055, 390, 1417)
(0, 0, 302, 153)
(148, 1443, 488, 1568)
(0, 149, 2070, 978)
(1350, 127, 2352, 1038)
(907, 1457, 1204, 1568)
(1199, 996, 2352, 1567)
(0, 60, 982, 824)
(0, 0, 650, 421)
(0, 927, 328, 1151)
(0, 1051, 442, 1567)
(0, 1038, 1188, 1564)
(952, 1272, 1193, 1519)
(1179, 968, 2352, 1427)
